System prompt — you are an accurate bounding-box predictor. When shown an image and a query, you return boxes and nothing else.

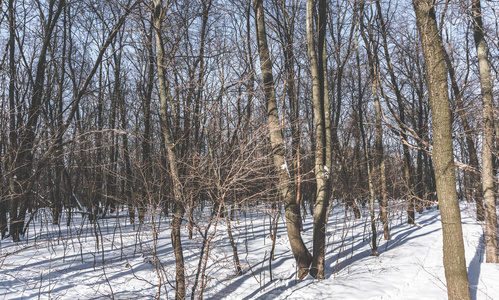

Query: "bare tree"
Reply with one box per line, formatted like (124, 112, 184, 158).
(471, 0, 498, 263)
(153, 0, 186, 297)
(412, 0, 471, 297)
(253, 0, 312, 279)
(306, 0, 329, 279)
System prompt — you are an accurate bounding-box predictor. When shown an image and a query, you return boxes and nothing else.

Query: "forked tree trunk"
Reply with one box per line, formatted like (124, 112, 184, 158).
(253, 0, 312, 279)
(412, 0, 471, 298)
(471, 0, 498, 263)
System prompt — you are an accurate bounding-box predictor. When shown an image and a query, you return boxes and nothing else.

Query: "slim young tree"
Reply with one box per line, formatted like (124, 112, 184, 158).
(443, 49, 484, 221)
(9, 0, 65, 241)
(359, 2, 384, 247)
(153, 0, 186, 298)
(376, 0, 415, 224)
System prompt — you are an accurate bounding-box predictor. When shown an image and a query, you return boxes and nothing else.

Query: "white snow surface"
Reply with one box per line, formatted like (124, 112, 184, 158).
(0, 201, 497, 299)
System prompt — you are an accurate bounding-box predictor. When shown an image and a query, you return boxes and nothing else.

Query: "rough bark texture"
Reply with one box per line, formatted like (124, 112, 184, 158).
(412, 0, 471, 298)
(253, 0, 312, 279)
(471, 0, 498, 263)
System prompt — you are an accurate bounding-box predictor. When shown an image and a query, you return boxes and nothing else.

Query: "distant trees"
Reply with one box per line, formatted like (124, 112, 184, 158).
(0, 0, 498, 297)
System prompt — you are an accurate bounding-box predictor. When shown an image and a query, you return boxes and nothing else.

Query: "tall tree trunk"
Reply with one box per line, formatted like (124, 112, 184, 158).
(153, 1, 186, 298)
(10, 0, 65, 241)
(253, 0, 312, 279)
(7, 0, 17, 239)
(376, 0, 415, 224)
(52, 6, 68, 225)
(277, 0, 303, 224)
(443, 49, 484, 221)
(329, 6, 358, 218)
(139, 16, 155, 224)
(116, 51, 133, 224)
(307, 0, 329, 279)
(471, 0, 498, 263)
(360, 5, 387, 244)
(412, 0, 471, 298)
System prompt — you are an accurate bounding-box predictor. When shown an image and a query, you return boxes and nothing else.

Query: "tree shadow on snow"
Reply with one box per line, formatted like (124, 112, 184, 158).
(468, 232, 484, 300)
(207, 254, 293, 300)
(324, 211, 441, 276)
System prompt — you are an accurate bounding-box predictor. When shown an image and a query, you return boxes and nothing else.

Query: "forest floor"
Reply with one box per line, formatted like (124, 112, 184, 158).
(0, 200, 497, 299)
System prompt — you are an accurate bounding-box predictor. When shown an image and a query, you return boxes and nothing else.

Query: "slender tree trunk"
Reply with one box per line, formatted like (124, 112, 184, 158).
(471, 0, 498, 263)
(360, 7, 387, 243)
(139, 18, 155, 224)
(10, 0, 65, 241)
(53, 6, 68, 225)
(376, 0, 414, 224)
(153, 1, 186, 298)
(277, 1, 303, 226)
(307, 0, 329, 279)
(225, 202, 242, 276)
(413, 0, 471, 297)
(443, 49, 484, 221)
(7, 0, 18, 239)
(253, 0, 312, 279)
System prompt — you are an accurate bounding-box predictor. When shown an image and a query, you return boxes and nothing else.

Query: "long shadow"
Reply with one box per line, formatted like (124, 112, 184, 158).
(208, 253, 292, 299)
(324, 212, 441, 276)
(251, 280, 315, 300)
(211, 209, 443, 298)
(380, 213, 441, 253)
(468, 232, 484, 300)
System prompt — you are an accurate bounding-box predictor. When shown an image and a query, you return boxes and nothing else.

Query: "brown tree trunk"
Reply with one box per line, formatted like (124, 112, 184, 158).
(52, 6, 68, 225)
(443, 49, 484, 221)
(471, 0, 498, 263)
(376, 0, 415, 224)
(10, 0, 65, 241)
(7, 0, 17, 239)
(253, 0, 312, 279)
(360, 5, 385, 245)
(153, 1, 186, 298)
(307, 0, 329, 279)
(413, 0, 471, 297)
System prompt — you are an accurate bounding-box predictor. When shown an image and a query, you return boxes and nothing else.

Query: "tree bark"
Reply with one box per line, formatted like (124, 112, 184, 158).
(307, 0, 329, 279)
(471, 0, 498, 263)
(412, 0, 471, 298)
(360, 4, 384, 247)
(253, 0, 312, 279)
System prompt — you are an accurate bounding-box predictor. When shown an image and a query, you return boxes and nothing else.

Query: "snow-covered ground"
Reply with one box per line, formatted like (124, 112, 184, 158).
(0, 201, 497, 299)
